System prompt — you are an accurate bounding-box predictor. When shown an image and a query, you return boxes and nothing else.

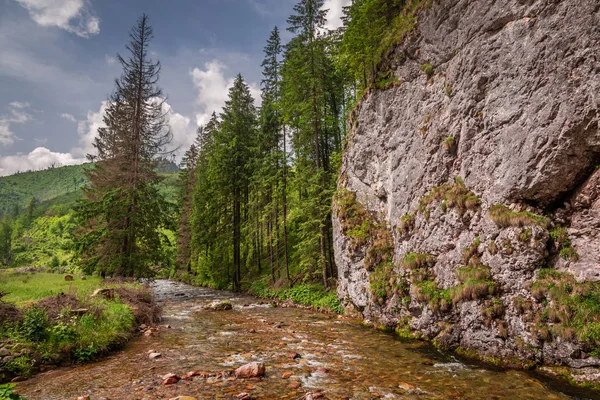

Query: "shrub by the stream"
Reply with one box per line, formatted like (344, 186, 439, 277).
(0, 384, 27, 400)
(20, 306, 49, 342)
(250, 281, 343, 314)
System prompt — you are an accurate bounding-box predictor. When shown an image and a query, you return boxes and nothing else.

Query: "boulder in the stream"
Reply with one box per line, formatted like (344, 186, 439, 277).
(148, 352, 161, 360)
(287, 352, 301, 360)
(206, 300, 233, 311)
(234, 362, 265, 378)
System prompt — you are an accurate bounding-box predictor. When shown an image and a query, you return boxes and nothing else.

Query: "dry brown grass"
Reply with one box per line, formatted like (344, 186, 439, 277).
(114, 286, 161, 326)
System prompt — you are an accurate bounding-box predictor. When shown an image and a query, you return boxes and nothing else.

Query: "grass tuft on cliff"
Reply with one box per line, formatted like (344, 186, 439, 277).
(531, 269, 600, 355)
(488, 204, 551, 229)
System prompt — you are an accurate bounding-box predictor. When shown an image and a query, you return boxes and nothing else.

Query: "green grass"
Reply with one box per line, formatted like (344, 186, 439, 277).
(0, 273, 149, 380)
(0, 272, 103, 305)
(531, 269, 600, 354)
(488, 204, 551, 229)
(418, 177, 480, 215)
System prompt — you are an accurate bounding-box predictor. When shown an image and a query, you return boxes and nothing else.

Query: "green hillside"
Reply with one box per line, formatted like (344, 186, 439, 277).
(0, 164, 89, 215)
(0, 165, 180, 269)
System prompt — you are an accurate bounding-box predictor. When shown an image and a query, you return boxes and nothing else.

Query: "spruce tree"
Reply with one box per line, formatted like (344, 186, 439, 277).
(73, 14, 173, 278)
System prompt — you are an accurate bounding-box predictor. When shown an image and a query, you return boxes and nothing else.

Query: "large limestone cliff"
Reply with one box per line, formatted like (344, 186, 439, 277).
(334, 0, 600, 384)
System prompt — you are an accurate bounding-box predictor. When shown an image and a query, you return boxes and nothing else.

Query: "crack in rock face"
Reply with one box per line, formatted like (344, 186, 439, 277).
(334, 0, 600, 386)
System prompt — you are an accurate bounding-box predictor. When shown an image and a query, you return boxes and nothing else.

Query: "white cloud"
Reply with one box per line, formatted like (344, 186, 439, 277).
(60, 112, 76, 122)
(74, 99, 198, 162)
(104, 55, 116, 65)
(0, 123, 15, 146)
(190, 59, 261, 127)
(0, 102, 33, 145)
(0, 147, 85, 176)
(9, 101, 30, 109)
(73, 100, 107, 158)
(13, 0, 100, 38)
(322, 0, 351, 31)
(162, 102, 196, 157)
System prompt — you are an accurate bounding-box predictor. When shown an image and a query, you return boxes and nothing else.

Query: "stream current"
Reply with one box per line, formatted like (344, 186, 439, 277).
(15, 280, 600, 400)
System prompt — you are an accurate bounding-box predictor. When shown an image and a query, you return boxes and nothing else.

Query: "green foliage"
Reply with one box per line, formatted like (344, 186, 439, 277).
(340, 0, 428, 92)
(550, 226, 579, 261)
(0, 164, 88, 216)
(443, 136, 455, 150)
(420, 63, 433, 78)
(20, 305, 49, 342)
(249, 280, 343, 314)
(0, 384, 27, 400)
(444, 81, 453, 97)
(418, 176, 480, 214)
(531, 269, 600, 354)
(488, 204, 551, 229)
(399, 214, 415, 234)
(4, 356, 32, 378)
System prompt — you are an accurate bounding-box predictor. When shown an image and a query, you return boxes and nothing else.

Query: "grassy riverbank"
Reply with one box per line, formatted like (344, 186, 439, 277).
(248, 280, 343, 314)
(0, 272, 159, 384)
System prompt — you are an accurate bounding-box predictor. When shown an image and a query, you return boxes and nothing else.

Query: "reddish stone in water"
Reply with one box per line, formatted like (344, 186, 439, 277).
(287, 352, 301, 360)
(235, 362, 265, 378)
(314, 368, 329, 374)
(281, 371, 293, 379)
(287, 381, 301, 389)
(236, 393, 252, 400)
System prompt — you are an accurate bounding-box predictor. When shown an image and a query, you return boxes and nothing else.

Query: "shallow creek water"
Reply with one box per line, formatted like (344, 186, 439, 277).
(16, 280, 600, 400)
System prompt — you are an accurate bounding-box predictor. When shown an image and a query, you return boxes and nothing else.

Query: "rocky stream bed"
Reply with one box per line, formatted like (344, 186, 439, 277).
(13, 280, 600, 399)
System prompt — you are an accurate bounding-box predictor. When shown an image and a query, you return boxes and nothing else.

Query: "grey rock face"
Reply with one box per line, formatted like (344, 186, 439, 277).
(335, 0, 600, 383)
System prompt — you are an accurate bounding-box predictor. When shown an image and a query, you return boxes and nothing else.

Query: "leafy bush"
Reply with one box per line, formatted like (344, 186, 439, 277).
(5, 356, 32, 377)
(0, 384, 27, 400)
(249, 281, 343, 314)
(20, 305, 49, 342)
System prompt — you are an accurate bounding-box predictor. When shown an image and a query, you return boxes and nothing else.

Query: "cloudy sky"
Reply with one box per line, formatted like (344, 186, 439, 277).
(0, 0, 350, 176)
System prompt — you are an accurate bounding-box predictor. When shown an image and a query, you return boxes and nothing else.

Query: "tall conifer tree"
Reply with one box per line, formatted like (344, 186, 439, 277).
(73, 14, 173, 278)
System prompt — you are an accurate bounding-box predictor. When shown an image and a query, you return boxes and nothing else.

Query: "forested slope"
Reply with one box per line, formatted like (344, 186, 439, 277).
(0, 164, 89, 215)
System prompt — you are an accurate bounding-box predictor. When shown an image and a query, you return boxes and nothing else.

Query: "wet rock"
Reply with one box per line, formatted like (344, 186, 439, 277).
(314, 368, 329, 374)
(162, 373, 180, 385)
(148, 352, 162, 360)
(169, 397, 198, 400)
(76, 396, 90, 400)
(288, 352, 301, 360)
(287, 381, 301, 389)
(236, 393, 252, 400)
(206, 300, 233, 311)
(398, 382, 417, 391)
(281, 371, 293, 379)
(235, 362, 265, 378)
